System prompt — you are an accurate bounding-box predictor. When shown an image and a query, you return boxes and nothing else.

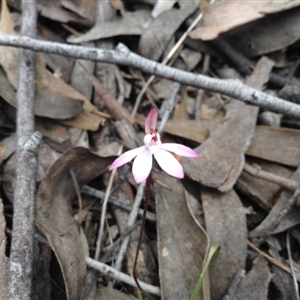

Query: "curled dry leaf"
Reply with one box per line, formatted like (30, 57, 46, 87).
(202, 188, 248, 300)
(154, 171, 208, 300)
(35, 148, 114, 300)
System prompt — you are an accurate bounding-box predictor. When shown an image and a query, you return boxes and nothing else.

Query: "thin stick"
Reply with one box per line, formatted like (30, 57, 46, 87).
(70, 168, 83, 225)
(247, 240, 291, 274)
(81, 185, 156, 222)
(94, 146, 123, 261)
(112, 181, 146, 275)
(243, 163, 299, 191)
(85, 257, 160, 296)
(101, 221, 142, 263)
(287, 231, 299, 300)
(133, 175, 152, 290)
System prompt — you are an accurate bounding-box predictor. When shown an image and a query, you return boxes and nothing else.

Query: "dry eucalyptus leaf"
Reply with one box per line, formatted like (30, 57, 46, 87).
(0, 1, 105, 130)
(223, 257, 271, 300)
(250, 165, 300, 238)
(154, 171, 208, 300)
(189, 0, 300, 41)
(68, 10, 152, 43)
(70, 49, 95, 100)
(0, 68, 84, 119)
(247, 126, 300, 167)
(139, 1, 198, 61)
(35, 118, 70, 144)
(61, 0, 95, 21)
(36, 148, 114, 300)
(202, 188, 247, 300)
(227, 7, 300, 57)
(0, 198, 8, 300)
(38, 2, 93, 27)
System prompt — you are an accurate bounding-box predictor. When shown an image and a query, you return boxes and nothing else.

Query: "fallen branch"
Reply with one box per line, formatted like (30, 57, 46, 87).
(0, 34, 299, 117)
(7, 2, 41, 300)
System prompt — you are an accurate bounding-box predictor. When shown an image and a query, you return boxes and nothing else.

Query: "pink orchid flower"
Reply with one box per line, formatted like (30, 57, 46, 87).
(109, 109, 200, 183)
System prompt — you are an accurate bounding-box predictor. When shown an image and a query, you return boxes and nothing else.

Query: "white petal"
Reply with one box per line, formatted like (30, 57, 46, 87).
(159, 143, 200, 157)
(132, 148, 153, 183)
(154, 149, 184, 179)
(109, 146, 146, 170)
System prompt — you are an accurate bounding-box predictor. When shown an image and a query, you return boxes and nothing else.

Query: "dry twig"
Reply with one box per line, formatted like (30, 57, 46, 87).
(244, 163, 299, 191)
(7, 2, 42, 300)
(0, 34, 300, 117)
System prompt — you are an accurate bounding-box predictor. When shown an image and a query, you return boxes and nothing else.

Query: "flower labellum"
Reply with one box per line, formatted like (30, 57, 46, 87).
(109, 109, 200, 183)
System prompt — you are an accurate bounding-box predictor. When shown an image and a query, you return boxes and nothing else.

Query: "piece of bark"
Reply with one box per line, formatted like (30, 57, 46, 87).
(250, 165, 300, 238)
(182, 57, 274, 191)
(223, 256, 271, 300)
(202, 188, 247, 300)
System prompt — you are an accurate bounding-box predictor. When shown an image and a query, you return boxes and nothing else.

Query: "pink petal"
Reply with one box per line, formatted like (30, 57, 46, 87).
(154, 149, 184, 179)
(132, 148, 153, 183)
(109, 146, 146, 170)
(159, 143, 200, 157)
(145, 108, 158, 133)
